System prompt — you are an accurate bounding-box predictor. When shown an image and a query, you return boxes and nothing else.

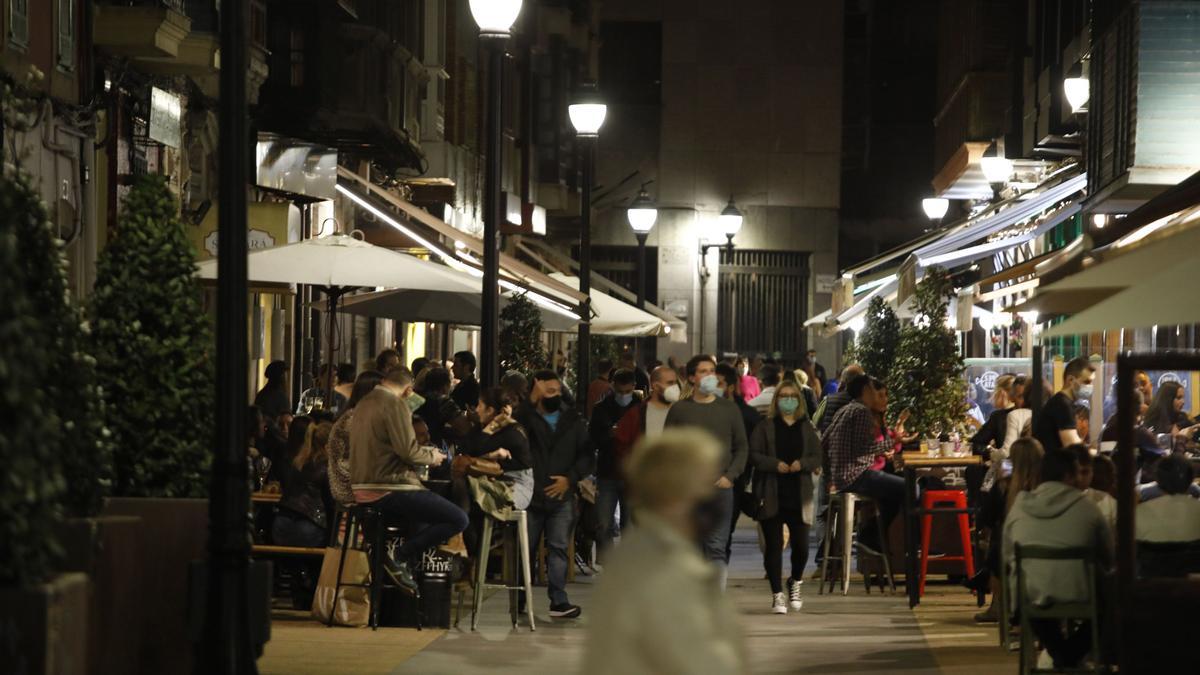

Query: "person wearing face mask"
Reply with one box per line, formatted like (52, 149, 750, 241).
(590, 369, 642, 563)
(513, 369, 593, 619)
(748, 381, 822, 614)
(737, 356, 761, 403)
(349, 367, 467, 595)
(664, 355, 751, 588)
(1034, 357, 1095, 453)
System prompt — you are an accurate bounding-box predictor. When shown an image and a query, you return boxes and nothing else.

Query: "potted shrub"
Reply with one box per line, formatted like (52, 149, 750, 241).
(847, 295, 901, 381)
(90, 176, 215, 675)
(0, 92, 89, 672)
(499, 291, 548, 374)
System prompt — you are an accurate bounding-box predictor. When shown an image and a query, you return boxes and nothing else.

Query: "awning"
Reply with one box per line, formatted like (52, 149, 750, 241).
(336, 286, 581, 329)
(542, 274, 669, 337)
(1042, 219, 1200, 292)
(916, 202, 1080, 269)
(914, 172, 1087, 260)
(334, 167, 586, 313)
(1044, 260, 1195, 337)
(977, 235, 1090, 307)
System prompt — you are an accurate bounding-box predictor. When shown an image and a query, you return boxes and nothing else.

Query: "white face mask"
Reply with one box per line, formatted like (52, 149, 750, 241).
(662, 383, 681, 404)
(1076, 383, 1094, 400)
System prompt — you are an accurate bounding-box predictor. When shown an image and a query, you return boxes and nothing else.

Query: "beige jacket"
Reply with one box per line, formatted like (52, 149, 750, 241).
(583, 513, 746, 675)
(349, 387, 436, 491)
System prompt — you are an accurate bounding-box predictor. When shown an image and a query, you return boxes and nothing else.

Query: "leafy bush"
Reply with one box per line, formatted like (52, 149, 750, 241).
(885, 267, 966, 436)
(847, 296, 900, 382)
(0, 168, 66, 585)
(89, 176, 214, 498)
(499, 292, 548, 375)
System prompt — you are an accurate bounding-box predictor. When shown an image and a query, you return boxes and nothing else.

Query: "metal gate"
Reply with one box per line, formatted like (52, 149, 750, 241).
(718, 249, 809, 359)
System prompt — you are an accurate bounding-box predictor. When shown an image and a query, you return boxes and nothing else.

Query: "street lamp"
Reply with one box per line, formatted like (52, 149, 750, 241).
(698, 196, 742, 353)
(470, 0, 522, 388)
(626, 184, 657, 310)
(627, 184, 657, 364)
(921, 197, 949, 221)
(717, 196, 743, 247)
(569, 84, 606, 404)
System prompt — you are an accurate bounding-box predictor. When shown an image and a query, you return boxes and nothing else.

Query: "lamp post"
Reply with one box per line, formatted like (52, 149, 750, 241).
(569, 86, 606, 404)
(626, 185, 657, 362)
(698, 196, 742, 352)
(470, 0, 523, 388)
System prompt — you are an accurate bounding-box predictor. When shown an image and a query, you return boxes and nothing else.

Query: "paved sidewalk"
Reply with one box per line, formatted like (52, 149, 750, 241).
(259, 524, 1017, 674)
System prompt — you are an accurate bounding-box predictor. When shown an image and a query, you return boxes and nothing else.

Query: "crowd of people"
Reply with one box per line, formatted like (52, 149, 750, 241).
(246, 347, 1200, 673)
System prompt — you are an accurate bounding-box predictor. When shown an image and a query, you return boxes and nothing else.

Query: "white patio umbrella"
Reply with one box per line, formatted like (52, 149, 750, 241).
(336, 286, 581, 332)
(1043, 260, 1197, 337)
(195, 235, 484, 405)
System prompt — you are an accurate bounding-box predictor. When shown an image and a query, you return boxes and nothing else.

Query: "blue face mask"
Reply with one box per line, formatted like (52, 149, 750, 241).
(615, 392, 634, 407)
(541, 410, 561, 430)
(699, 374, 722, 396)
(777, 397, 801, 416)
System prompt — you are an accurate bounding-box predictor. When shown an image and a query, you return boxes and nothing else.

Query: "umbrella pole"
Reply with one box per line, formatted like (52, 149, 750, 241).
(324, 288, 341, 412)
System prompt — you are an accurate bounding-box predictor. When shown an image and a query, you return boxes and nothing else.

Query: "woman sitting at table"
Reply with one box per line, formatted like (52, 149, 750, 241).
(1144, 381, 1198, 443)
(274, 418, 335, 548)
(462, 387, 535, 510)
(968, 436, 1044, 623)
(972, 375, 1017, 456)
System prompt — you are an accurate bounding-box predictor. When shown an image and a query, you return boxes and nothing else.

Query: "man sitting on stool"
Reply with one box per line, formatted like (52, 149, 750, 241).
(822, 375, 909, 554)
(350, 367, 468, 594)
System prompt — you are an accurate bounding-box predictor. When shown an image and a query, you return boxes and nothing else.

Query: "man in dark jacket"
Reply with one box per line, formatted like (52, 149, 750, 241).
(817, 364, 864, 433)
(591, 369, 641, 563)
(515, 370, 593, 619)
(716, 362, 762, 562)
(415, 366, 453, 447)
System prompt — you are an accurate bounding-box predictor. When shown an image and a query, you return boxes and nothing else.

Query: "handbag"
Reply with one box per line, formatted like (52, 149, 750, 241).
(451, 454, 504, 478)
(311, 546, 370, 627)
(738, 467, 767, 520)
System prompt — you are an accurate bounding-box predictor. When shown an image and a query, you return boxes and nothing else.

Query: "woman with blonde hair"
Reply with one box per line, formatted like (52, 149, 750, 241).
(584, 429, 746, 675)
(274, 418, 335, 548)
(747, 381, 822, 614)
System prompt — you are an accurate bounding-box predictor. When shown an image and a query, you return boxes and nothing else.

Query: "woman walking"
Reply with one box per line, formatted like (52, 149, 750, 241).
(748, 381, 822, 614)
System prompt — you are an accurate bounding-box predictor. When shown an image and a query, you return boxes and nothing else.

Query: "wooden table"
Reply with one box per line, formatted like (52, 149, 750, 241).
(900, 453, 983, 608)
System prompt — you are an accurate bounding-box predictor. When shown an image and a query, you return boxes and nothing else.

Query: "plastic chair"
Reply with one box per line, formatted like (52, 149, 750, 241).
(919, 489, 975, 597)
(1014, 544, 1103, 675)
(818, 491, 895, 595)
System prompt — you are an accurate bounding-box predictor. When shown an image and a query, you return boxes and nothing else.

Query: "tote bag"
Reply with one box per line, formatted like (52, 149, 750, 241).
(311, 546, 371, 627)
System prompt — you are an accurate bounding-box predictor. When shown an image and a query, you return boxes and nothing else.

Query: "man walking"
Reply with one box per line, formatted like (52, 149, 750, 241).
(591, 369, 641, 563)
(515, 370, 593, 618)
(665, 355, 750, 587)
(350, 368, 468, 593)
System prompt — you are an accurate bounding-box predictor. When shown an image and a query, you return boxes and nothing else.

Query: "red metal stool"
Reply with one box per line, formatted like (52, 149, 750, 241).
(919, 489, 974, 597)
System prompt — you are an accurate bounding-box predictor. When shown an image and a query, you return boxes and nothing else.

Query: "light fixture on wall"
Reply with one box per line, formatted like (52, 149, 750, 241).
(980, 143, 1014, 198)
(922, 197, 949, 222)
(1064, 61, 1090, 113)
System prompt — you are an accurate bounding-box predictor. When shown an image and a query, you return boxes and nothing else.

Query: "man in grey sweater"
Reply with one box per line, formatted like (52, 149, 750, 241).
(665, 355, 749, 587)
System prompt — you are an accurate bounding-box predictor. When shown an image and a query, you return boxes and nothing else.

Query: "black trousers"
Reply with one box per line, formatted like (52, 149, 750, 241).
(1031, 619, 1092, 668)
(760, 507, 810, 594)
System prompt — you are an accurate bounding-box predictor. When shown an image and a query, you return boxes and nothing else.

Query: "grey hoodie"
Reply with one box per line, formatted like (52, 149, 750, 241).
(1002, 481, 1113, 612)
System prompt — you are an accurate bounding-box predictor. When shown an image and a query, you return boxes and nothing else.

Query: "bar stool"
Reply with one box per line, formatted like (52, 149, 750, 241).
(818, 491, 895, 595)
(919, 489, 975, 597)
(329, 503, 422, 631)
(469, 509, 535, 631)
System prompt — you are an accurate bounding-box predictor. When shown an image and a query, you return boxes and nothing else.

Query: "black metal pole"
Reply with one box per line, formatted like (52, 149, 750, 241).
(199, 0, 256, 670)
(480, 36, 505, 389)
(635, 231, 647, 365)
(575, 138, 594, 405)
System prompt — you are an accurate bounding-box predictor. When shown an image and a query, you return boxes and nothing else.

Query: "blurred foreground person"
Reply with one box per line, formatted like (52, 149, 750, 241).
(583, 429, 746, 675)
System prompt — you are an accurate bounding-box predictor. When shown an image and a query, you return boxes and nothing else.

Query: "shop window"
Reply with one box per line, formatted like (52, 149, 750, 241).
(57, 0, 75, 71)
(9, 0, 29, 48)
(289, 27, 305, 87)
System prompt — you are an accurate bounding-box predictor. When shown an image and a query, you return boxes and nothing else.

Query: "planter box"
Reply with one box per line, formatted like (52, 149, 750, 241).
(0, 573, 89, 675)
(55, 516, 143, 675)
(102, 498, 208, 675)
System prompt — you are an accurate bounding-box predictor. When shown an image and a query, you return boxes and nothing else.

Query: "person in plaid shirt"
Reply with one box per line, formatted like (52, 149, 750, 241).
(821, 375, 910, 554)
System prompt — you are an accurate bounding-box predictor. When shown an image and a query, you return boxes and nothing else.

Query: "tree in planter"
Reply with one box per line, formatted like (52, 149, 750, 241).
(846, 296, 900, 381)
(89, 176, 214, 498)
(0, 167, 66, 586)
(885, 267, 966, 437)
(499, 292, 547, 375)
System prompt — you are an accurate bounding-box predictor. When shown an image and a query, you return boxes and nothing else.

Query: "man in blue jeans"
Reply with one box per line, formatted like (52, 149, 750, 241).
(822, 374, 910, 554)
(350, 367, 468, 593)
(517, 370, 593, 619)
(590, 368, 640, 564)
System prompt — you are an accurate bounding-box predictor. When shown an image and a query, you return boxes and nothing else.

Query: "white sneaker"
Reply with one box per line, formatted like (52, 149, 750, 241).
(771, 592, 788, 614)
(787, 578, 804, 610)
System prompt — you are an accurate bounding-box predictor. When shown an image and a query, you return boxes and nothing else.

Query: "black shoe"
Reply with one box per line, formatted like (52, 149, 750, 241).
(549, 603, 582, 619)
(383, 558, 420, 596)
(963, 569, 990, 593)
